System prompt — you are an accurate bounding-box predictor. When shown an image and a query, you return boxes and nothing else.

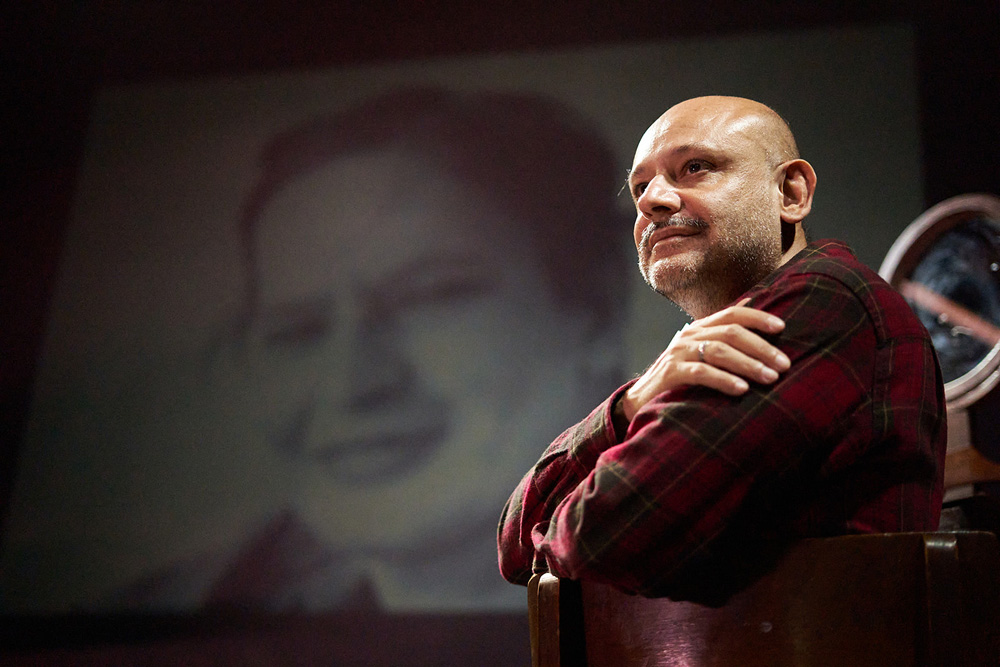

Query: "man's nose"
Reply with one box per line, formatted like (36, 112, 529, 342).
(316, 307, 414, 414)
(637, 175, 681, 221)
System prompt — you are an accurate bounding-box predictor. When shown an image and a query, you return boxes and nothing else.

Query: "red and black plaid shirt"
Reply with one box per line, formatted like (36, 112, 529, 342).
(498, 240, 946, 596)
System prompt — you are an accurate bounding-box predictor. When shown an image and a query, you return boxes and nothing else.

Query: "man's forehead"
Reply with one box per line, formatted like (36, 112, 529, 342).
(632, 108, 765, 170)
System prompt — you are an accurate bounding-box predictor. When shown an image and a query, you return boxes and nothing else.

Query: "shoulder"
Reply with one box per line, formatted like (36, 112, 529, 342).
(778, 240, 884, 294)
(757, 239, 924, 343)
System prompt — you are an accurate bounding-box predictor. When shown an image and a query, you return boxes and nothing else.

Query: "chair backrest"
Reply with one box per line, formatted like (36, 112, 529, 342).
(528, 532, 1000, 667)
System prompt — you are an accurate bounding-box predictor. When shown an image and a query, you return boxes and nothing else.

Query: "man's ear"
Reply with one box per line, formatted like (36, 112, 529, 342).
(778, 159, 817, 224)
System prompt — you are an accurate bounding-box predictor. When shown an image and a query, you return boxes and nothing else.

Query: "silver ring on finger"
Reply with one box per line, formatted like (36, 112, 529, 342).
(698, 340, 707, 363)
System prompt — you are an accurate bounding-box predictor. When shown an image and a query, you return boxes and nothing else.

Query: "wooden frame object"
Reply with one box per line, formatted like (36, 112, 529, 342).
(529, 532, 1000, 667)
(879, 194, 1000, 491)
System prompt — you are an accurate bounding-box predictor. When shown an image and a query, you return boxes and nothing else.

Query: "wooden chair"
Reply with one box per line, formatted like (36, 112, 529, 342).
(528, 532, 1000, 667)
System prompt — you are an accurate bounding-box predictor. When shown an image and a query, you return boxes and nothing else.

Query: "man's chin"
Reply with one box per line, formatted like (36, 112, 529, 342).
(643, 258, 699, 296)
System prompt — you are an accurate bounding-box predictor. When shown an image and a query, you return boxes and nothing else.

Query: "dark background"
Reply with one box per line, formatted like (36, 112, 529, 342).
(2, 1, 998, 663)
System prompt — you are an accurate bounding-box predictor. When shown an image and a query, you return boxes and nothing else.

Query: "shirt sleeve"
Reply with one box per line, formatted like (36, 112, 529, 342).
(496, 383, 630, 585)
(498, 271, 877, 594)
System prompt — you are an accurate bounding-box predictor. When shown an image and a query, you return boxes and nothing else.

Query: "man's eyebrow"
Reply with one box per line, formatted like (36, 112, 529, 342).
(620, 144, 702, 193)
(623, 163, 652, 188)
(373, 250, 495, 295)
(665, 142, 715, 159)
(624, 141, 724, 193)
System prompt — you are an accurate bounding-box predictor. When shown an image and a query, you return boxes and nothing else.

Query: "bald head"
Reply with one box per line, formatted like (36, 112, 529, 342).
(640, 96, 799, 171)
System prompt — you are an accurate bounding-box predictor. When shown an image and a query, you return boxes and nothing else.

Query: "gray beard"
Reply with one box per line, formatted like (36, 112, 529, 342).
(638, 218, 779, 318)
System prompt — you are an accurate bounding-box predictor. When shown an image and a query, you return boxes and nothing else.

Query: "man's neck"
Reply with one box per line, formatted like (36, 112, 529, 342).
(777, 229, 809, 268)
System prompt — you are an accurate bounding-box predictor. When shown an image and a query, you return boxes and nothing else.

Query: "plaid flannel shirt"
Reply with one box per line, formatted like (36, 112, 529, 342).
(498, 240, 946, 596)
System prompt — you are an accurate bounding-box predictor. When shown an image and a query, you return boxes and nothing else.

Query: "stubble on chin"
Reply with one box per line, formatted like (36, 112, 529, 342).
(636, 218, 709, 297)
(637, 228, 779, 318)
(647, 263, 715, 317)
(637, 245, 707, 316)
(639, 251, 689, 295)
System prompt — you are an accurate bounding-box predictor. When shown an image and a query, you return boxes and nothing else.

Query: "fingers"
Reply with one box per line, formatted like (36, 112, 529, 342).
(666, 304, 790, 397)
(695, 323, 790, 375)
(623, 303, 790, 419)
(695, 337, 782, 389)
(692, 304, 789, 373)
(704, 302, 786, 336)
(677, 357, 752, 396)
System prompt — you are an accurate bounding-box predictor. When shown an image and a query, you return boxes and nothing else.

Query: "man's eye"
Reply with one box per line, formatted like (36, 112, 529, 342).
(263, 316, 329, 346)
(686, 161, 706, 174)
(632, 182, 647, 198)
(399, 274, 493, 308)
(250, 304, 332, 348)
(371, 262, 498, 319)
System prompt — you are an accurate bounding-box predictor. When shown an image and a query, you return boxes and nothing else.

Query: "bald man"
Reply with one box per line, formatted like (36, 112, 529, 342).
(498, 96, 946, 600)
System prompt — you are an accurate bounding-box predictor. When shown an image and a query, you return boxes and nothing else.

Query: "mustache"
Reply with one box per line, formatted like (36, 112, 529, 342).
(639, 217, 709, 252)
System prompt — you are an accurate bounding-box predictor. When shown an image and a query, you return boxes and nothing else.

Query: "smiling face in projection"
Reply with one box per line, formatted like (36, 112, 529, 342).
(246, 148, 596, 551)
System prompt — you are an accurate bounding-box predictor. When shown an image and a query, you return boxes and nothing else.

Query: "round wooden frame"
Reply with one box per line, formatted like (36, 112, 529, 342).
(879, 193, 1000, 409)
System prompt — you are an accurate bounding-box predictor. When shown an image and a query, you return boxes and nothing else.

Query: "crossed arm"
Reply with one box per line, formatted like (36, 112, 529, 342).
(498, 277, 874, 594)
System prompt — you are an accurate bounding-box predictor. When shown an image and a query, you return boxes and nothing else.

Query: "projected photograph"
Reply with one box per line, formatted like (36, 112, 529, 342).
(1, 24, 922, 658)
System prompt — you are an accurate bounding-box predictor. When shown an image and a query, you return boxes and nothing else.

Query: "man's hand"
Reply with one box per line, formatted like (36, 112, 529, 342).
(621, 299, 790, 421)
